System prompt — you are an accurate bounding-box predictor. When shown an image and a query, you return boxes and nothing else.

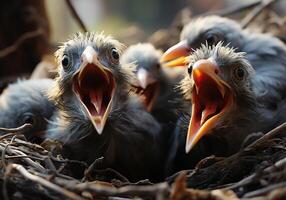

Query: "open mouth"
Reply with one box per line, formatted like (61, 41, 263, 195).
(186, 59, 233, 153)
(131, 82, 160, 112)
(73, 63, 115, 134)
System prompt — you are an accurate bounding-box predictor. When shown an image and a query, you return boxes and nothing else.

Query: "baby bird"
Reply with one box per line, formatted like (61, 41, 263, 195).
(121, 44, 185, 175)
(121, 43, 182, 127)
(161, 15, 286, 155)
(0, 79, 55, 143)
(46, 33, 164, 182)
(167, 42, 286, 173)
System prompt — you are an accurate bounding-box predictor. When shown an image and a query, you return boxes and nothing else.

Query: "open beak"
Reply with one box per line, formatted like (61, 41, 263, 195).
(186, 59, 234, 153)
(132, 68, 159, 112)
(160, 40, 192, 68)
(72, 46, 116, 134)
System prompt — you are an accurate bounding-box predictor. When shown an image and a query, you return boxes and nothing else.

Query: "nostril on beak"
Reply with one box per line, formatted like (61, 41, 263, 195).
(214, 68, 219, 74)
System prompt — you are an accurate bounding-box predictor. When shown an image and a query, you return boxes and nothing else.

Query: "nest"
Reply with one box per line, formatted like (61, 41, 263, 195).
(1, 0, 286, 199)
(0, 122, 286, 200)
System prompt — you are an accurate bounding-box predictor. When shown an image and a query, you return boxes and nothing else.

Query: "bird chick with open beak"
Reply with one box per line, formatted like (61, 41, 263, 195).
(120, 44, 185, 172)
(167, 42, 286, 173)
(46, 33, 164, 182)
(0, 79, 55, 143)
(161, 15, 286, 153)
(121, 43, 183, 124)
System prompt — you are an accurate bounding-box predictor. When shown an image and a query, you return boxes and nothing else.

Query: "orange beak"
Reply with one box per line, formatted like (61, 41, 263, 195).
(160, 40, 192, 67)
(186, 59, 234, 153)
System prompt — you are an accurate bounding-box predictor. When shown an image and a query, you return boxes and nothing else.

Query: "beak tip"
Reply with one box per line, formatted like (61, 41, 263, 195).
(94, 124, 104, 135)
(185, 143, 192, 154)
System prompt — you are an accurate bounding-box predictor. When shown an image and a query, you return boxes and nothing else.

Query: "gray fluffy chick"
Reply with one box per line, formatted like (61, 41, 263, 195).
(161, 15, 286, 157)
(0, 79, 55, 143)
(46, 33, 164, 182)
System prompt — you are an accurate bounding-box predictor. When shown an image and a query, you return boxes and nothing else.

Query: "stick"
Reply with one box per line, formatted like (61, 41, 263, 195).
(4, 164, 83, 200)
(241, 0, 279, 28)
(0, 123, 32, 134)
(243, 182, 286, 198)
(201, 0, 262, 17)
(0, 29, 44, 58)
(65, 0, 88, 32)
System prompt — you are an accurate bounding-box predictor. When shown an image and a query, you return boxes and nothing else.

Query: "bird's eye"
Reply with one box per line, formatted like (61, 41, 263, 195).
(155, 63, 161, 70)
(188, 65, 193, 74)
(205, 33, 220, 46)
(233, 67, 245, 80)
(111, 48, 119, 60)
(23, 114, 36, 125)
(108, 47, 120, 65)
(61, 55, 72, 70)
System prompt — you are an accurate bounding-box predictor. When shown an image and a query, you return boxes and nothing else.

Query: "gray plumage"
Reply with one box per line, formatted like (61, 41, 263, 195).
(46, 33, 164, 182)
(121, 43, 183, 124)
(121, 43, 186, 176)
(0, 79, 55, 143)
(167, 40, 286, 174)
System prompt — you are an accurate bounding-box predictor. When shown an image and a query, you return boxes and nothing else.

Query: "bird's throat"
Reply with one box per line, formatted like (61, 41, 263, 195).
(186, 75, 233, 153)
(73, 63, 116, 134)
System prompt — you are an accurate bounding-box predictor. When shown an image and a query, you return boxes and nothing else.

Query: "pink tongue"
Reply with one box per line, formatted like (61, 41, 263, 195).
(89, 89, 103, 115)
(201, 103, 217, 125)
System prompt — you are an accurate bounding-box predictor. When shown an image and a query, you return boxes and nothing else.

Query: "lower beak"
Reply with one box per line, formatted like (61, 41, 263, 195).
(160, 40, 191, 67)
(73, 46, 115, 134)
(186, 59, 233, 153)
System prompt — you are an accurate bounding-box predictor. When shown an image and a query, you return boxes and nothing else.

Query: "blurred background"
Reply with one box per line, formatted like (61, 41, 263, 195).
(0, 0, 285, 91)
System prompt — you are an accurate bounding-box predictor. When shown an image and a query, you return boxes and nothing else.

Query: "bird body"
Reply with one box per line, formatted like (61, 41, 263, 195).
(47, 33, 164, 182)
(0, 79, 55, 143)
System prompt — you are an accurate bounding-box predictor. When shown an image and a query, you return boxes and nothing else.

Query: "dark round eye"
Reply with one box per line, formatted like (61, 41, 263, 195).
(61, 55, 71, 70)
(234, 67, 245, 80)
(23, 114, 36, 125)
(188, 65, 193, 74)
(205, 33, 220, 46)
(111, 48, 119, 60)
(155, 63, 161, 69)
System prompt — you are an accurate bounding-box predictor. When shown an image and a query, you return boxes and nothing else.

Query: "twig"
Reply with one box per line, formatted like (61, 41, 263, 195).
(241, 0, 279, 28)
(201, 0, 262, 17)
(243, 182, 286, 198)
(0, 29, 44, 58)
(65, 0, 88, 32)
(74, 181, 170, 198)
(4, 164, 83, 200)
(1, 135, 17, 168)
(0, 123, 32, 134)
(0, 144, 46, 173)
(245, 122, 286, 150)
(227, 157, 286, 190)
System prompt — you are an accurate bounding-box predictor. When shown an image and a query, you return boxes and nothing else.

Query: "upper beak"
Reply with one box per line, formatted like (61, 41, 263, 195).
(73, 46, 115, 134)
(160, 40, 192, 67)
(186, 59, 233, 153)
(137, 68, 156, 89)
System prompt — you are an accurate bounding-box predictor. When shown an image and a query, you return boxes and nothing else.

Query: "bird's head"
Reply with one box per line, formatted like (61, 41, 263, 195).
(181, 42, 255, 153)
(51, 33, 126, 134)
(0, 79, 55, 143)
(121, 43, 163, 111)
(161, 15, 243, 68)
